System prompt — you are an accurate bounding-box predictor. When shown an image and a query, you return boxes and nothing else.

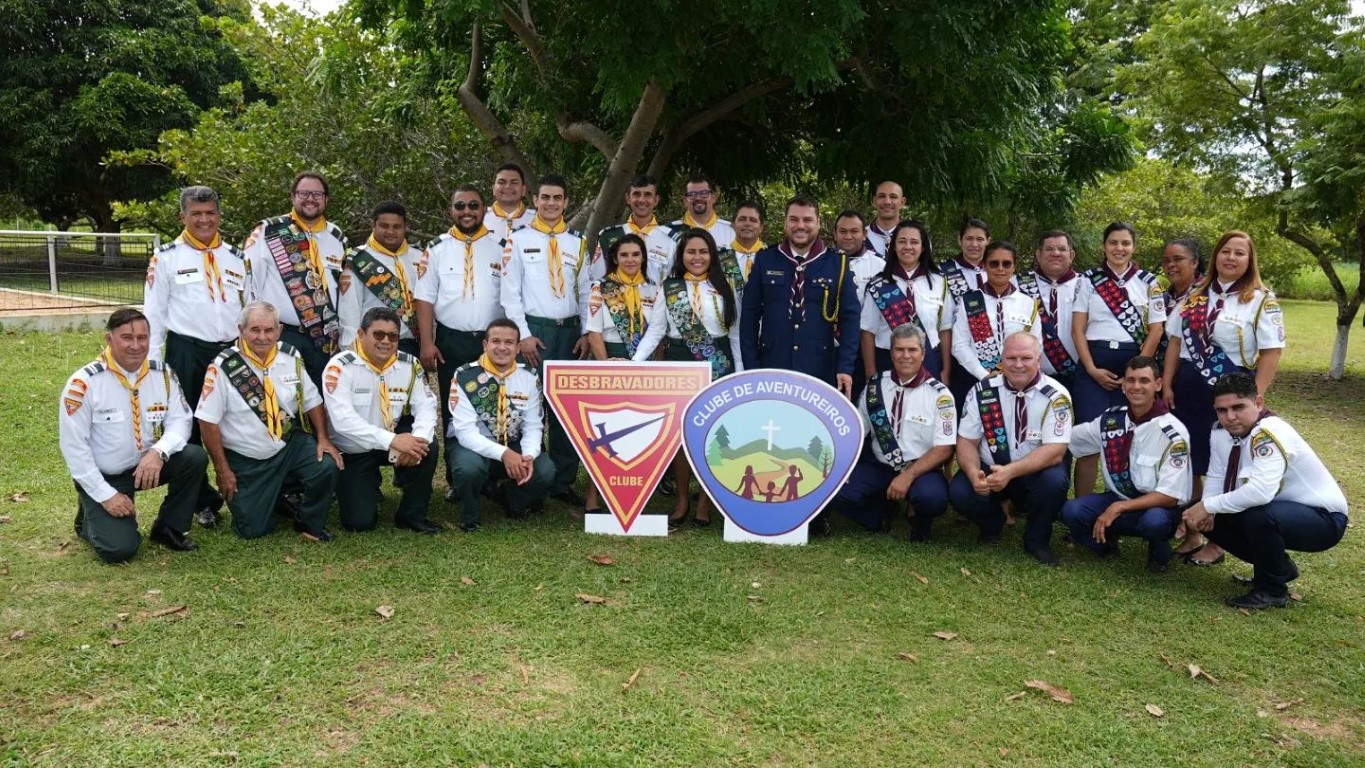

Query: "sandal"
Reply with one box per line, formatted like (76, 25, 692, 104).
(1185, 543, 1225, 567)
(1173, 535, 1205, 558)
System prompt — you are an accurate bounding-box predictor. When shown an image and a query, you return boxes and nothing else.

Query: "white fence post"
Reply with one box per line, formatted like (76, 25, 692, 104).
(47, 234, 58, 294)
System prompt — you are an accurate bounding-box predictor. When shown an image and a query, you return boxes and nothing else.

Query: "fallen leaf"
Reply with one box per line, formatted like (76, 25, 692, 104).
(145, 589, 163, 596)
(534, 583, 544, 591)
(8, 492, 28, 503)
(0, 515, 11, 523)
(1145, 704, 1164, 718)
(9, 630, 30, 641)
(116, 613, 129, 621)
(895, 652, 919, 663)
(621, 668, 641, 692)
(1005, 691, 1027, 702)
(1238, 608, 1252, 616)
(932, 631, 958, 641)
(999, 748, 1010, 757)
(960, 567, 972, 577)
(750, 581, 762, 588)
(57, 540, 70, 551)
(1024, 679, 1074, 704)
(1046, 649, 1057, 656)
(460, 576, 476, 586)
(1159, 653, 1174, 667)
(375, 605, 395, 619)
(576, 593, 607, 605)
(109, 638, 127, 647)
(911, 571, 929, 585)
(1289, 592, 1302, 602)
(1274, 698, 1304, 711)
(145, 605, 188, 619)
(747, 595, 763, 603)
(587, 554, 615, 566)
(619, 577, 633, 583)
(1187, 663, 1219, 684)
(284, 556, 297, 564)
(1257, 708, 1270, 718)
(1, 561, 8, 577)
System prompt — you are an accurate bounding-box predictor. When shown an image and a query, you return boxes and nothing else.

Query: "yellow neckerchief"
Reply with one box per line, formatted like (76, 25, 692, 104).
(238, 341, 284, 440)
(608, 269, 646, 337)
(290, 209, 330, 294)
(449, 225, 491, 298)
(491, 202, 526, 221)
(684, 272, 710, 319)
(100, 347, 150, 451)
(732, 239, 766, 279)
(627, 216, 658, 235)
(366, 235, 414, 316)
(531, 216, 569, 297)
(353, 340, 398, 431)
(477, 353, 517, 444)
(683, 211, 718, 229)
(181, 230, 227, 303)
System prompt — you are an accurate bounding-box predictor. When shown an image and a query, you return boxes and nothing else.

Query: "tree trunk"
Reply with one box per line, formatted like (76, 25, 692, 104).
(95, 207, 122, 267)
(1329, 322, 1350, 380)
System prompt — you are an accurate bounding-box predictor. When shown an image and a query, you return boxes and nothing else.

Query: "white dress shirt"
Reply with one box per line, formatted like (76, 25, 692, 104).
(501, 224, 591, 337)
(447, 362, 545, 460)
(322, 350, 438, 454)
(337, 242, 426, 346)
(1074, 266, 1167, 344)
(959, 374, 1073, 466)
(144, 237, 247, 360)
(242, 216, 348, 327)
(1164, 285, 1284, 367)
(195, 343, 324, 460)
(1071, 409, 1192, 503)
(1204, 416, 1347, 516)
(415, 228, 507, 332)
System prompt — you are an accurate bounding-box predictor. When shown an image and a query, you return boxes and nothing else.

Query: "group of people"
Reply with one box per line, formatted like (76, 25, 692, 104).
(56, 169, 1348, 610)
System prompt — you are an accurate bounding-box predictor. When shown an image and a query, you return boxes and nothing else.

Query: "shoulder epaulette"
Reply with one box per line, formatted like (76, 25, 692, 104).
(327, 223, 346, 239)
(927, 378, 950, 395)
(81, 360, 107, 377)
(983, 374, 1005, 389)
(1038, 382, 1061, 400)
(157, 241, 177, 253)
(509, 223, 529, 235)
(426, 233, 451, 250)
(278, 342, 300, 357)
(1159, 422, 1183, 444)
(454, 361, 479, 375)
(335, 350, 358, 365)
(225, 243, 245, 258)
(567, 228, 583, 239)
(396, 350, 419, 366)
(147, 360, 167, 372)
(263, 214, 291, 226)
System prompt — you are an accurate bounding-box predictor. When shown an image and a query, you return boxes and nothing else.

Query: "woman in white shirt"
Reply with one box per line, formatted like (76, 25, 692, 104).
(633, 228, 740, 529)
(1163, 230, 1285, 566)
(859, 220, 949, 386)
(587, 234, 658, 360)
(949, 241, 1042, 388)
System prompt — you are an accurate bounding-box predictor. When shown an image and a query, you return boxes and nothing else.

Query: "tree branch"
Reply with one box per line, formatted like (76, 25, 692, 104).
(456, 22, 535, 177)
(577, 80, 667, 236)
(500, 2, 549, 79)
(556, 114, 619, 158)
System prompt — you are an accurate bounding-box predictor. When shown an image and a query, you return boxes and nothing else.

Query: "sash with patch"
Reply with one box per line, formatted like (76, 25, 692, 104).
(1099, 406, 1140, 499)
(348, 248, 415, 329)
(1180, 293, 1243, 388)
(263, 219, 339, 352)
(1018, 273, 1076, 377)
(664, 279, 732, 380)
(962, 290, 1002, 372)
(943, 259, 974, 301)
(1089, 270, 1147, 344)
(864, 373, 908, 470)
(868, 276, 923, 336)
(220, 348, 308, 438)
(599, 278, 645, 358)
(975, 384, 1012, 467)
(455, 365, 520, 445)
(716, 247, 746, 301)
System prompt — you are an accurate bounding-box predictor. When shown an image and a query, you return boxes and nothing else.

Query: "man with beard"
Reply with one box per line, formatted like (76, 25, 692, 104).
(593, 174, 679, 285)
(483, 163, 536, 242)
(672, 174, 735, 247)
(338, 201, 425, 356)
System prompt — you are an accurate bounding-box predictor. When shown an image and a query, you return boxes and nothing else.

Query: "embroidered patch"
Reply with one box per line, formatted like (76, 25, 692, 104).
(465, 380, 478, 392)
(936, 394, 954, 415)
(201, 365, 217, 399)
(145, 256, 157, 287)
(1251, 431, 1276, 458)
(324, 365, 342, 394)
(339, 271, 352, 296)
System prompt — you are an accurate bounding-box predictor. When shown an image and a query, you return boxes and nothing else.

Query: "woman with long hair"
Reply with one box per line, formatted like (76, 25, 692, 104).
(633, 228, 741, 529)
(859, 220, 948, 383)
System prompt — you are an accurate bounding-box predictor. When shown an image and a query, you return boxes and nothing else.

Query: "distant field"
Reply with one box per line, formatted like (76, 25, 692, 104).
(1279, 262, 1361, 301)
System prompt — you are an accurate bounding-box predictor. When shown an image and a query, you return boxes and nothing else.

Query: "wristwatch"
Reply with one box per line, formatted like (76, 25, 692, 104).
(154, 447, 170, 462)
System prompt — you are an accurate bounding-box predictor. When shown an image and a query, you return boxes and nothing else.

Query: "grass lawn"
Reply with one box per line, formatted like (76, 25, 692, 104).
(1, 300, 1362, 766)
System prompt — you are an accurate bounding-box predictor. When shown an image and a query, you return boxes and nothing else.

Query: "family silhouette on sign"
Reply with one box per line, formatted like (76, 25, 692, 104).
(734, 464, 804, 503)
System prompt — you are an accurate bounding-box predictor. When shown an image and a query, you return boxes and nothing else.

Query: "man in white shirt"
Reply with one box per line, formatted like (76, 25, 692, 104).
(483, 163, 537, 242)
(1019, 230, 1082, 386)
(593, 174, 680, 285)
(143, 185, 246, 528)
(337, 201, 426, 356)
(950, 332, 1073, 565)
(673, 174, 736, 246)
(1182, 371, 1349, 609)
(865, 181, 905, 256)
(59, 308, 208, 562)
(323, 308, 441, 534)
(830, 324, 954, 540)
(445, 319, 556, 531)
(1062, 355, 1192, 572)
(196, 302, 344, 541)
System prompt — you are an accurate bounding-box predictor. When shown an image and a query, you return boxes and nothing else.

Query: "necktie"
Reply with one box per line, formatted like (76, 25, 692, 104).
(1223, 437, 1242, 493)
(477, 354, 516, 444)
(685, 273, 709, 319)
(1014, 388, 1029, 446)
(101, 348, 150, 451)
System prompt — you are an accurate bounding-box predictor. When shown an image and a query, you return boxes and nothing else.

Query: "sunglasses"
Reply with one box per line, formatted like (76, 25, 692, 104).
(986, 260, 1014, 268)
(452, 201, 482, 211)
(368, 330, 401, 342)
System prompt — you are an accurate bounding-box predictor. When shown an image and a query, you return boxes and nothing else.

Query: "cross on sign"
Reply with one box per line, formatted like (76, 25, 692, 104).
(762, 420, 781, 451)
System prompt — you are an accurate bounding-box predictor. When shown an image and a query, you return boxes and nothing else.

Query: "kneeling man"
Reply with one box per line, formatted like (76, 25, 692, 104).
(197, 301, 343, 540)
(323, 307, 440, 534)
(1182, 371, 1349, 609)
(446, 318, 556, 531)
(832, 323, 954, 540)
(59, 308, 208, 562)
(950, 332, 1073, 565)
(1061, 355, 1192, 572)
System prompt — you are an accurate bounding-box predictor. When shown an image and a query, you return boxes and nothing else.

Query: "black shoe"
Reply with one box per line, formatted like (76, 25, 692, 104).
(809, 513, 832, 538)
(458, 521, 481, 532)
(506, 507, 528, 520)
(195, 506, 221, 528)
(1225, 589, 1290, 610)
(275, 492, 302, 520)
(553, 488, 585, 507)
(293, 521, 334, 542)
(396, 519, 441, 535)
(661, 476, 680, 497)
(1027, 546, 1061, 567)
(692, 516, 712, 528)
(1146, 543, 1170, 572)
(149, 522, 198, 552)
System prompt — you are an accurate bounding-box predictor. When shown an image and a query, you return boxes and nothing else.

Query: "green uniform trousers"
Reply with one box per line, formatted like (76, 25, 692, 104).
(434, 325, 486, 424)
(224, 431, 338, 539)
(525, 314, 581, 496)
(444, 440, 556, 526)
(336, 445, 438, 531)
(75, 445, 208, 564)
(164, 330, 231, 512)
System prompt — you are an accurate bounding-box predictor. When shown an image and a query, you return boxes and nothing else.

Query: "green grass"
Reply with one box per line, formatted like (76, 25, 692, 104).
(1, 302, 1363, 766)
(1279, 262, 1361, 302)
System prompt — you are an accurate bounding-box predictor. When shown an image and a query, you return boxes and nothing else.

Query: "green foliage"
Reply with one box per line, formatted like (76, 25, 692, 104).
(0, 0, 254, 230)
(117, 5, 489, 241)
(1073, 158, 1313, 289)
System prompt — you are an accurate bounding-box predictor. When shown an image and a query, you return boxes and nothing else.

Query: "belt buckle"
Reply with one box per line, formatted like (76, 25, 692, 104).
(1108, 341, 1120, 350)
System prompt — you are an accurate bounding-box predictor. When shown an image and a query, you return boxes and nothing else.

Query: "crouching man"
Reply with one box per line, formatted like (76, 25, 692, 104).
(59, 308, 208, 562)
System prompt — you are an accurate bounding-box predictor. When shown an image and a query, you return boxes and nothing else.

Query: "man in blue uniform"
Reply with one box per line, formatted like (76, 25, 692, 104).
(739, 195, 861, 398)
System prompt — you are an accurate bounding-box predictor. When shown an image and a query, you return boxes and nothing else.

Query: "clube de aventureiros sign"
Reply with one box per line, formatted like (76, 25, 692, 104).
(682, 369, 864, 545)
(544, 361, 711, 536)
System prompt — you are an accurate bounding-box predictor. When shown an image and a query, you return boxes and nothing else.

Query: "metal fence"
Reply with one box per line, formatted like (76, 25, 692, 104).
(0, 230, 159, 313)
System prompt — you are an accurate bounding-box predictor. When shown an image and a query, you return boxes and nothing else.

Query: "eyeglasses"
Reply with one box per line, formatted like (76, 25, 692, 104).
(294, 190, 327, 200)
(684, 191, 713, 199)
(452, 201, 482, 211)
(986, 260, 1014, 268)
(368, 330, 400, 342)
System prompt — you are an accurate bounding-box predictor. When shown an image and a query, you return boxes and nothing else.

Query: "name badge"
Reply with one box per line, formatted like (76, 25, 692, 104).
(279, 374, 300, 387)
(905, 413, 931, 426)
(174, 268, 204, 285)
(1025, 429, 1042, 442)
(95, 407, 125, 423)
